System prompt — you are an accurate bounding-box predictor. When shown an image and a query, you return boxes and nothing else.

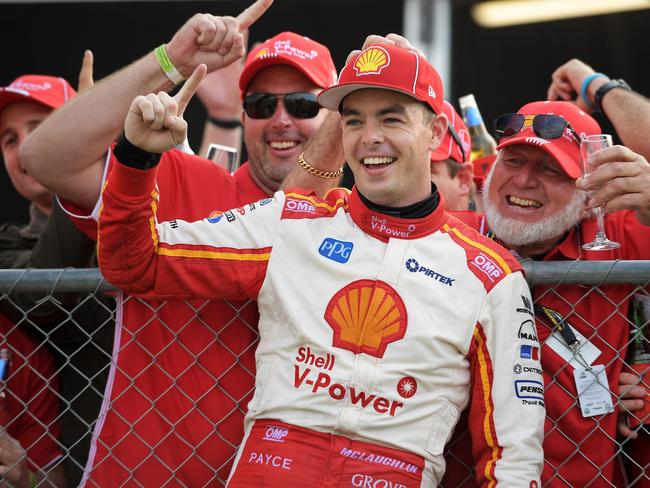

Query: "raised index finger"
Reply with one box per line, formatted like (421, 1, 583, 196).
(236, 0, 273, 31)
(174, 64, 208, 116)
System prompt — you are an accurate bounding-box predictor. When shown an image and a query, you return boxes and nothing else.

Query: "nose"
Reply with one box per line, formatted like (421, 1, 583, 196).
(361, 121, 384, 148)
(269, 99, 292, 130)
(512, 162, 539, 188)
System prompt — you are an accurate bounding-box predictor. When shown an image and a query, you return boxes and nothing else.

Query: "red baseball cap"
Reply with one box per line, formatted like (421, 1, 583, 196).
(431, 100, 471, 164)
(318, 44, 444, 114)
(0, 75, 76, 116)
(239, 32, 337, 98)
(496, 101, 601, 179)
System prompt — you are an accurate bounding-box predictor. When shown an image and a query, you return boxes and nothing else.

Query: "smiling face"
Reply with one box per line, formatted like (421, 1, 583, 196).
(242, 65, 328, 194)
(0, 100, 52, 208)
(340, 89, 446, 207)
(483, 144, 587, 254)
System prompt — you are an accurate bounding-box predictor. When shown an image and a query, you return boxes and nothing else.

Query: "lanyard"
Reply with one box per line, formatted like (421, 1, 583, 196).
(534, 304, 592, 370)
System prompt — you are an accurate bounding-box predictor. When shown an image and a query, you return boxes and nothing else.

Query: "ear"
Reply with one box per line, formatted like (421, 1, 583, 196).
(428, 113, 448, 152)
(456, 162, 474, 198)
(240, 111, 246, 126)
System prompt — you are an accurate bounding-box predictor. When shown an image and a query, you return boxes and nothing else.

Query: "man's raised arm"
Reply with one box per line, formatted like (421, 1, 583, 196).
(20, 0, 272, 212)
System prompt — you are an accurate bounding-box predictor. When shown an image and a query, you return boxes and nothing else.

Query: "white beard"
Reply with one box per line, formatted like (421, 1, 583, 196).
(482, 166, 588, 247)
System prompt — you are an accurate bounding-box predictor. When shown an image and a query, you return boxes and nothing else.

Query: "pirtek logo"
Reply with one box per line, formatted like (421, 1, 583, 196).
(405, 258, 454, 286)
(285, 198, 316, 214)
(294, 367, 404, 416)
(470, 253, 503, 282)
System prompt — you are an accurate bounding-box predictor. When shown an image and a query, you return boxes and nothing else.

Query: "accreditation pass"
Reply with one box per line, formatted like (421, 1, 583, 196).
(573, 365, 614, 418)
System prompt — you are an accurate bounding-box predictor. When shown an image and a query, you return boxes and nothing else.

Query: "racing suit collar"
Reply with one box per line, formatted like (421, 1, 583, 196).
(349, 186, 448, 242)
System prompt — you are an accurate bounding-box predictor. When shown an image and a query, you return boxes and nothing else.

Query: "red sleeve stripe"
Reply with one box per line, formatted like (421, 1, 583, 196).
(442, 224, 512, 275)
(473, 324, 503, 486)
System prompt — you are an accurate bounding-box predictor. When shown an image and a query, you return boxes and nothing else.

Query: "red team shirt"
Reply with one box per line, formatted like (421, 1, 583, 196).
(443, 210, 649, 487)
(0, 315, 62, 471)
(64, 150, 266, 487)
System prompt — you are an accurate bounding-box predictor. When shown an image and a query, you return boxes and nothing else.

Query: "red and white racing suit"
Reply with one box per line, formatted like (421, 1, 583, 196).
(98, 160, 544, 487)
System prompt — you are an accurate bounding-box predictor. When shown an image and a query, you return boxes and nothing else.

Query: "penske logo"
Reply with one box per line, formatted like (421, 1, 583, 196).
(354, 46, 390, 76)
(325, 280, 407, 358)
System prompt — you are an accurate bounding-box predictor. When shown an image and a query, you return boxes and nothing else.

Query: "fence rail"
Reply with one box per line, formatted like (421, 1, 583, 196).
(1, 260, 650, 292)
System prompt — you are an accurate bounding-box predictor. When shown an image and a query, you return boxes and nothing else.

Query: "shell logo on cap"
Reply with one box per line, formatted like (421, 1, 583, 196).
(255, 48, 271, 59)
(325, 279, 407, 358)
(354, 47, 391, 76)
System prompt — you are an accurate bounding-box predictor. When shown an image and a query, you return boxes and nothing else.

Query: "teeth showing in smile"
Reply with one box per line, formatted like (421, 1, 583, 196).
(362, 156, 396, 165)
(269, 141, 298, 150)
(508, 195, 542, 208)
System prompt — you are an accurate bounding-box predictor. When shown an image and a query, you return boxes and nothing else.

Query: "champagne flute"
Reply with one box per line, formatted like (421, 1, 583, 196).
(580, 134, 620, 251)
(206, 143, 240, 174)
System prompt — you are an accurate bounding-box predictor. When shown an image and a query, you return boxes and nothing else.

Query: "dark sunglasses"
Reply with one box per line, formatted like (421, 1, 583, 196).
(494, 113, 580, 146)
(447, 124, 467, 163)
(243, 92, 321, 119)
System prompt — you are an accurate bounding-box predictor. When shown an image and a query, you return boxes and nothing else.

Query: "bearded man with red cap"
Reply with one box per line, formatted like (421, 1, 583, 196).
(443, 100, 650, 487)
(95, 33, 545, 486)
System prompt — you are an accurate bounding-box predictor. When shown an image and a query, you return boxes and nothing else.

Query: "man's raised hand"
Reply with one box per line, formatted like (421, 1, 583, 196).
(125, 65, 207, 154)
(166, 0, 273, 78)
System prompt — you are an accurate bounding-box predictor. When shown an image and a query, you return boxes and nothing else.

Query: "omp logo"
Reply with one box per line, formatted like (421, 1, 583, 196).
(285, 198, 316, 213)
(263, 425, 288, 443)
(518, 319, 539, 343)
(319, 238, 354, 264)
(515, 380, 544, 401)
(207, 211, 223, 224)
(354, 47, 390, 76)
(325, 280, 407, 358)
(404, 258, 454, 286)
(470, 253, 503, 282)
(351, 474, 406, 488)
(525, 137, 550, 146)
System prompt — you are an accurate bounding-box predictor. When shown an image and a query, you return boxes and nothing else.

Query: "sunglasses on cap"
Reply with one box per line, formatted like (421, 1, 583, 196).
(447, 124, 467, 163)
(494, 113, 580, 146)
(243, 92, 321, 119)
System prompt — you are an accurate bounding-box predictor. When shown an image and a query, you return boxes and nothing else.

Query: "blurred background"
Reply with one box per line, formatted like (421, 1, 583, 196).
(1, 0, 648, 223)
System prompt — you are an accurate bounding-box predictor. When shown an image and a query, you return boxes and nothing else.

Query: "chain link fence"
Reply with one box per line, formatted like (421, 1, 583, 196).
(0, 262, 648, 487)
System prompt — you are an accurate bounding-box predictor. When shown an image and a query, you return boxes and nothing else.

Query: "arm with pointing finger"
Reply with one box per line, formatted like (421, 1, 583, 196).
(21, 0, 273, 212)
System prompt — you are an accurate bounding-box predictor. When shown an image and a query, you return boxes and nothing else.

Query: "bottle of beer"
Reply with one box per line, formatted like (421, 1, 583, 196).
(629, 297, 650, 431)
(458, 94, 497, 185)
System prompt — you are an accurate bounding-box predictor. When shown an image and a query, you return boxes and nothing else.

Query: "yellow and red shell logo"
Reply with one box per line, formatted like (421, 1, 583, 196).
(325, 279, 407, 358)
(353, 47, 391, 76)
(255, 47, 271, 59)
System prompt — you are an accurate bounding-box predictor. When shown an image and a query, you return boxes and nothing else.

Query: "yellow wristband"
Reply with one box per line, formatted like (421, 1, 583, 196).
(154, 44, 185, 85)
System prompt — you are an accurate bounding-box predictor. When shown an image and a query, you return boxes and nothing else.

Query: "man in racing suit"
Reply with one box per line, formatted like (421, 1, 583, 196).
(97, 43, 544, 487)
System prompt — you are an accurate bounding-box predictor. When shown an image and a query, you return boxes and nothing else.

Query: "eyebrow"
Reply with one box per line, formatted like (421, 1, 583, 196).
(341, 104, 408, 117)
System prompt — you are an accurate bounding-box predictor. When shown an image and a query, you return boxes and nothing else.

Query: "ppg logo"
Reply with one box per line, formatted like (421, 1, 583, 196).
(263, 426, 288, 443)
(319, 238, 353, 263)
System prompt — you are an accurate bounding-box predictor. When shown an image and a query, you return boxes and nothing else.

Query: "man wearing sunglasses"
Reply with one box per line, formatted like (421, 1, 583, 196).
(429, 100, 474, 211)
(444, 100, 650, 487)
(17, 2, 352, 486)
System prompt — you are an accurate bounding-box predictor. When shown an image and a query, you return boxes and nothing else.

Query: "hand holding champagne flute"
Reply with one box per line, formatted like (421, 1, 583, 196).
(580, 134, 620, 250)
